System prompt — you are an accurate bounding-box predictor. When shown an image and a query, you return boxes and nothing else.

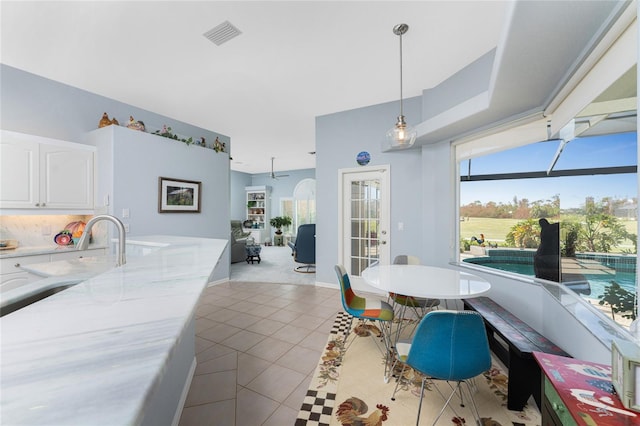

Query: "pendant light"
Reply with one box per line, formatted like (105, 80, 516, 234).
(386, 23, 417, 149)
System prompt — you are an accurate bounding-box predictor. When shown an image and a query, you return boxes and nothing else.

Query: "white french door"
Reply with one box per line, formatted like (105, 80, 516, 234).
(338, 165, 390, 277)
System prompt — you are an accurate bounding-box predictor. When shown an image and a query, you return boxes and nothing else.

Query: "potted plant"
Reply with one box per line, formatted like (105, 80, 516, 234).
(270, 216, 292, 235)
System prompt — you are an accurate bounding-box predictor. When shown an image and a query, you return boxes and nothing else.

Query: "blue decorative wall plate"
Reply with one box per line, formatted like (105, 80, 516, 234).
(356, 151, 370, 166)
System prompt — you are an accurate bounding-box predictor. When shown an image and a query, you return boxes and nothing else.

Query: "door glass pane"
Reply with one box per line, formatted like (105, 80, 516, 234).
(349, 179, 380, 276)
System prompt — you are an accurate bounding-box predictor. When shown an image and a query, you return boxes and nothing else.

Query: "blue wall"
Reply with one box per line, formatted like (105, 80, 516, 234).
(230, 171, 253, 221)
(1, 64, 229, 148)
(1, 64, 233, 280)
(314, 94, 620, 364)
(230, 168, 315, 226)
(250, 169, 315, 220)
(315, 97, 423, 286)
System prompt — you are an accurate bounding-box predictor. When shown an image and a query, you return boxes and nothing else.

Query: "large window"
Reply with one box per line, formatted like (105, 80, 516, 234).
(292, 178, 316, 232)
(458, 132, 637, 329)
(280, 197, 294, 235)
(454, 11, 636, 348)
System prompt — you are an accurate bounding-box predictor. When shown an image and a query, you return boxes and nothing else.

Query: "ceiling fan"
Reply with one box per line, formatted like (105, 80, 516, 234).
(270, 157, 289, 179)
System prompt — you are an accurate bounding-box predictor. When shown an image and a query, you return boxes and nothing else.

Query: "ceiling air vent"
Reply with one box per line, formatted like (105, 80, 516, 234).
(203, 21, 242, 46)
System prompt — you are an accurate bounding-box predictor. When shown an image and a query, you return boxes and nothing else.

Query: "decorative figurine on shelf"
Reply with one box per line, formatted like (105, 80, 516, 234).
(213, 137, 224, 152)
(152, 125, 194, 145)
(157, 124, 171, 137)
(98, 112, 120, 128)
(126, 116, 145, 132)
(98, 113, 110, 128)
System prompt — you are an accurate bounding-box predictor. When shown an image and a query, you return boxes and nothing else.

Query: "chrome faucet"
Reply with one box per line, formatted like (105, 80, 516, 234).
(77, 214, 126, 267)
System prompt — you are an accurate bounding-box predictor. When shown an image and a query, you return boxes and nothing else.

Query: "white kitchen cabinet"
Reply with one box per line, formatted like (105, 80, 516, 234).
(0, 130, 94, 210)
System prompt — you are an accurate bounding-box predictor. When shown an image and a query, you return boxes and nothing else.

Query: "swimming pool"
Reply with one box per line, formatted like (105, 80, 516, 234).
(463, 258, 636, 299)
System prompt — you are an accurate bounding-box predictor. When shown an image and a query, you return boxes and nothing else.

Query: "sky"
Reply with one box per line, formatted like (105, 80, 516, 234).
(459, 132, 637, 209)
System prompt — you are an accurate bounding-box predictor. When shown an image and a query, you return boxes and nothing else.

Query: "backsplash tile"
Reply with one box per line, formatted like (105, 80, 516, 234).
(0, 215, 107, 248)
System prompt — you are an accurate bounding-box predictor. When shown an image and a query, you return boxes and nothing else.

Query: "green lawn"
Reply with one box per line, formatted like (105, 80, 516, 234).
(459, 217, 521, 243)
(460, 217, 637, 251)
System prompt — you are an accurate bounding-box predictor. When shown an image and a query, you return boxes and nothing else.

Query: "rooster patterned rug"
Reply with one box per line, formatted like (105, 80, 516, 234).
(296, 312, 542, 426)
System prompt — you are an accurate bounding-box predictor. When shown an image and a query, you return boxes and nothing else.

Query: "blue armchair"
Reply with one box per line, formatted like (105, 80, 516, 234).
(288, 224, 315, 273)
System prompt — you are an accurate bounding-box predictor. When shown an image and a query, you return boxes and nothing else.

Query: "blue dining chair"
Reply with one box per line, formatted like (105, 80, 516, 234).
(391, 310, 491, 426)
(335, 264, 395, 379)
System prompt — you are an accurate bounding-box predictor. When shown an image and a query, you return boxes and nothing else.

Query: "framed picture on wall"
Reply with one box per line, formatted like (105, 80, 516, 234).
(158, 177, 201, 213)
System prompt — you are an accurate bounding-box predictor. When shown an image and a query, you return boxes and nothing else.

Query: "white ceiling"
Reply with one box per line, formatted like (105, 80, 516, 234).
(0, 1, 509, 174)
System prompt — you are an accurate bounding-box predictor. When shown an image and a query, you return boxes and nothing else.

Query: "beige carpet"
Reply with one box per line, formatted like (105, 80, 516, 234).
(296, 312, 541, 426)
(230, 245, 316, 285)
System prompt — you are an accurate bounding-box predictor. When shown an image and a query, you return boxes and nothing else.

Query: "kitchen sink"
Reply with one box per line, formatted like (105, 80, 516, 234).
(3, 256, 120, 317)
(0, 279, 82, 317)
(20, 255, 119, 278)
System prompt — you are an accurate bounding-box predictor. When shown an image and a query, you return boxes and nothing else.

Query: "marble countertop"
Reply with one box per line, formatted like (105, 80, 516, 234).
(19, 255, 119, 277)
(1, 235, 227, 425)
(0, 243, 108, 259)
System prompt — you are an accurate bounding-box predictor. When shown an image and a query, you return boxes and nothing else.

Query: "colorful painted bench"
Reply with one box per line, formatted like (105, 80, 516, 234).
(463, 296, 570, 411)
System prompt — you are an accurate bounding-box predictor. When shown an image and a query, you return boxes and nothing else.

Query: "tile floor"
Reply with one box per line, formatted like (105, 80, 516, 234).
(178, 281, 342, 426)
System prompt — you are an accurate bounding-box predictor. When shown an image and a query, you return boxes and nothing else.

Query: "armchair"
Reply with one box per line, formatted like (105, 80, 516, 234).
(230, 220, 251, 263)
(288, 224, 315, 273)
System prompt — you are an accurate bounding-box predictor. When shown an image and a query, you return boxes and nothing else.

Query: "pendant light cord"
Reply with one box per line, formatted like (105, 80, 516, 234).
(399, 31, 404, 117)
(387, 23, 415, 148)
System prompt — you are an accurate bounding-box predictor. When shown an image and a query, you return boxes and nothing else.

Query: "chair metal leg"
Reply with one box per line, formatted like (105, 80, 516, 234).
(344, 318, 374, 351)
(357, 317, 395, 382)
(294, 264, 316, 273)
(463, 380, 483, 426)
(431, 381, 462, 426)
(428, 380, 481, 426)
(391, 302, 421, 344)
(414, 380, 463, 425)
(392, 302, 408, 344)
(343, 315, 355, 346)
(379, 319, 395, 382)
(390, 298, 438, 345)
(344, 317, 394, 382)
(390, 361, 407, 399)
(458, 382, 465, 407)
(415, 376, 427, 426)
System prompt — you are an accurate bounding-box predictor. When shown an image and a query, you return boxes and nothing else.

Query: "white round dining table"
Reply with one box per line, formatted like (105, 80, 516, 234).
(361, 264, 491, 299)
